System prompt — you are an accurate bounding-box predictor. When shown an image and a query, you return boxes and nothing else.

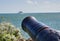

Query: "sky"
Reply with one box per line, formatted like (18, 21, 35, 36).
(0, 0, 60, 13)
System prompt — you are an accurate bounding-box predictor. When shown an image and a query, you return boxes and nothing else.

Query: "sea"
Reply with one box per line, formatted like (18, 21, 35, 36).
(0, 13, 60, 39)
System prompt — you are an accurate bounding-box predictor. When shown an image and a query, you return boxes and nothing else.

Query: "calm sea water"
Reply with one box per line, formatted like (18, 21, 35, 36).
(0, 13, 60, 39)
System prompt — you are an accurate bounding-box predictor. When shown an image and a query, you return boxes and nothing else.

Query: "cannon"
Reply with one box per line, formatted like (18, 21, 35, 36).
(21, 16, 60, 41)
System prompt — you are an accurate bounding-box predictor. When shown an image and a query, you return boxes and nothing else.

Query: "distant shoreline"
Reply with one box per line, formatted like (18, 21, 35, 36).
(0, 12, 60, 14)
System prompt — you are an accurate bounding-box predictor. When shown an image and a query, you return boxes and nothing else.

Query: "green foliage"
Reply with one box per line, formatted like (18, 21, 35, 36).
(0, 22, 22, 41)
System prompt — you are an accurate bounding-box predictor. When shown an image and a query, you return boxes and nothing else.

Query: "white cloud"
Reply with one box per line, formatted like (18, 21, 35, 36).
(44, 1, 50, 4)
(25, 0, 60, 12)
(26, 0, 33, 4)
(26, 0, 38, 5)
(26, 0, 39, 9)
(34, 1, 38, 5)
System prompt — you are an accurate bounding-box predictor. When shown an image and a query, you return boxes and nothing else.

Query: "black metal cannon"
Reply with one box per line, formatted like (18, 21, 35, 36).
(21, 16, 60, 41)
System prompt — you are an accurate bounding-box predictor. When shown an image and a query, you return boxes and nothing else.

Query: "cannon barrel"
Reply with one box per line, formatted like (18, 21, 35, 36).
(21, 16, 60, 41)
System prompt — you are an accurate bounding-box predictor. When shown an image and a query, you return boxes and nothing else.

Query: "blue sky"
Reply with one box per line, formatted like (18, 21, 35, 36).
(0, 0, 60, 13)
